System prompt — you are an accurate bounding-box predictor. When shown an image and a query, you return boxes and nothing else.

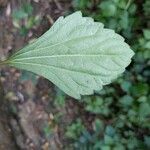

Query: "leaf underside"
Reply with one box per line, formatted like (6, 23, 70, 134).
(8, 11, 134, 99)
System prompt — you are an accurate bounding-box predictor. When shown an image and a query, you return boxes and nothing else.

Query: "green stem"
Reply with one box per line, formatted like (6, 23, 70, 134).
(0, 60, 9, 66)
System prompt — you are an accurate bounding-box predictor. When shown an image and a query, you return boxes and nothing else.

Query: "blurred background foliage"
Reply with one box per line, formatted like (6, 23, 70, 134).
(6, 0, 150, 149)
(12, 1, 40, 35)
(63, 0, 150, 149)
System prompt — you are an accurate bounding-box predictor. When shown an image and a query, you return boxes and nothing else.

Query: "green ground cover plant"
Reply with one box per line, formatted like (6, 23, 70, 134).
(63, 0, 150, 149)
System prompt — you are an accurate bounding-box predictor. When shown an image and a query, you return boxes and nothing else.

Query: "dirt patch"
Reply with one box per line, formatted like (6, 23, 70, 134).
(0, 0, 75, 149)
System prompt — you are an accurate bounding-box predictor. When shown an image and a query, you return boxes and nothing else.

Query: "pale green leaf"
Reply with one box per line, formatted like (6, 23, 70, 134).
(143, 29, 150, 40)
(7, 11, 134, 99)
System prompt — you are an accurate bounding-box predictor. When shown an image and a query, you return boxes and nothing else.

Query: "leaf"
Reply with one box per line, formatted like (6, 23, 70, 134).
(145, 41, 150, 49)
(144, 136, 150, 147)
(99, 1, 117, 17)
(120, 95, 133, 107)
(139, 103, 150, 117)
(143, 29, 150, 40)
(7, 11, 134, 99)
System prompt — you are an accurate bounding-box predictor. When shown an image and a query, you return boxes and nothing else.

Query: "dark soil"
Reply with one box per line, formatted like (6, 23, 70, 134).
(0, 0, 79, 149)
